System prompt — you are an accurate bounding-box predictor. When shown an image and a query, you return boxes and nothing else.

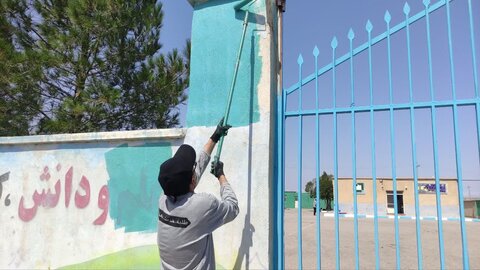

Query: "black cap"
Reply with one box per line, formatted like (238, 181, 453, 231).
(158, 144, 196, 196)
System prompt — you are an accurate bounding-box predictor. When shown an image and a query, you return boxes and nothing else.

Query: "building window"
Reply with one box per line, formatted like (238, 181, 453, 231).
(386, 191, 404, 214)
(387, 193, 394, 209)
(356, 183, 365, 194)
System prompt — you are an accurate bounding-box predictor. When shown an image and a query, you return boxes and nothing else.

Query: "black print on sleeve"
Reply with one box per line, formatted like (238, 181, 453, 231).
(158, 209, 191, 228)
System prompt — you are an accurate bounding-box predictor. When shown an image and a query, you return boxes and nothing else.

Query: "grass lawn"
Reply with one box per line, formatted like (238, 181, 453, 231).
(59, 245, 226, 269)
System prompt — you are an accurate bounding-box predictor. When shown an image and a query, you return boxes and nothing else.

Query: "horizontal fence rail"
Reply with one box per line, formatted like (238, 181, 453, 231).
(277, 0, 479, 269)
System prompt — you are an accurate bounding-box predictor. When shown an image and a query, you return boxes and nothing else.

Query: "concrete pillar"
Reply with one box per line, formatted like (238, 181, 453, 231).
(184, 0, 278, 268)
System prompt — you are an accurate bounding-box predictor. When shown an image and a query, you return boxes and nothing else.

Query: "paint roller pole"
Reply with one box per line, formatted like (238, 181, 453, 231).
(213, 9, 250, 164)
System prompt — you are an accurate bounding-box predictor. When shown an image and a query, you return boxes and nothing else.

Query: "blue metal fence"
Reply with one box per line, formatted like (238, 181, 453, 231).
(275, 0, 479, 269)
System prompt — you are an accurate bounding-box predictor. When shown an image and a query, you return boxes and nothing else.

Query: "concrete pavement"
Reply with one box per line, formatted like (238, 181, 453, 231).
(284, 209, 480, 269)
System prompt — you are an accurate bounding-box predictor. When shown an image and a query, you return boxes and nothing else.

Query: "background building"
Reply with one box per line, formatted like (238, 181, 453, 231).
(337, 178, 460, 217)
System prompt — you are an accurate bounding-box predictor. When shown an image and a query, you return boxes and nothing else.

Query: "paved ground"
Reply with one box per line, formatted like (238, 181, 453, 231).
(284, 209, 480, 269)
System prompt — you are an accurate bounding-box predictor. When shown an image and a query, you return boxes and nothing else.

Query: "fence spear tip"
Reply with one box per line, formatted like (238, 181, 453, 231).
(365, 20, 373, 32)
(403, 2, 411, 15)
(384, 10, 391, 23)
(313, 46, 319, 57)
(348, 28, 355, 40)
(331, 37, 338, 49)
(297, 54, 304, 65)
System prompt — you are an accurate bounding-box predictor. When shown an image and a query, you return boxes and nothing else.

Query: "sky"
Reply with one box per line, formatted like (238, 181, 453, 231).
(159, 0, 480, 197)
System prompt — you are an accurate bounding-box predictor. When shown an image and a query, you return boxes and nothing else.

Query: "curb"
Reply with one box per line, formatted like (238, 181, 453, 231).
(322, 213, 480, 222)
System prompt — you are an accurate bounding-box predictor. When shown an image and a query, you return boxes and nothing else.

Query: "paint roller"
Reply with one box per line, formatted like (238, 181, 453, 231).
(212, 0, 257, 170)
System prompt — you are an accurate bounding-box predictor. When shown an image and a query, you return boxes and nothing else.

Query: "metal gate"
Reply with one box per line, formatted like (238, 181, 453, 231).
(275, 0, 479, 269)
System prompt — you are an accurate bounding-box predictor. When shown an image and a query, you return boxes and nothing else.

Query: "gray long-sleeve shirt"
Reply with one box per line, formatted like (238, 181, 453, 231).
(157, 150, 239, 270)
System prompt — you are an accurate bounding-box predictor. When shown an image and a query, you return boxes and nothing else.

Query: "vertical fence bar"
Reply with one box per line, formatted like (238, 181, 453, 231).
(275, 6, 284, 263)
(385, 11, 401, 270)
(404, 3, 423, 269)
(467, 0, 480, 170)
(281, 84, 286, 270)
(331, 37, 341, 270)
(348, 28, 360, 270)
(276, 75, 285, 270)
(297, 54, 304, 270)
(275, 7, 285, 270)
(273, 77, 285, 268)
(423, 1, 446, 268)
(313, 46, 321, 270)
(445, 1, 470, 269)
(366, 20, 380, 270)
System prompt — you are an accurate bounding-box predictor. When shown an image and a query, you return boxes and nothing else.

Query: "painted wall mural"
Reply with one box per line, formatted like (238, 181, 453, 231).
(0, 140, 175, 269)
(1, 167, 105, 224)
(0, 143, 171, 229)
(16, 164, 109, 224)
(0, 172, 11, 207)
(0, 128, 272, 269)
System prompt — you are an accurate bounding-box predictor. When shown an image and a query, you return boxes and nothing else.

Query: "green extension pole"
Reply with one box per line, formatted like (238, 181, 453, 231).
(213, 1, 255, 165)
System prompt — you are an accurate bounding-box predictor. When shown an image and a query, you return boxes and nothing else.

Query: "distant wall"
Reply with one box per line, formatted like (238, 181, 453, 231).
(0, 130, 185, 269)
(464, 200, 480, 218)
(284, 192, 328, 210)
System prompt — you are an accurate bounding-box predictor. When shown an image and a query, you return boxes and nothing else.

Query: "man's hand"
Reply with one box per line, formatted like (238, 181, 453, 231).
(211, 160, 225, 178)
(210, 117, 232, 143)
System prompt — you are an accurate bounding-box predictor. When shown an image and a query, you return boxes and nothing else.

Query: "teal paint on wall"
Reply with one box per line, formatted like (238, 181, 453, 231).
(283, 192, 329, 209)
(476, 201, 480, 217)
(187, 0, 263, 127)
(284, 192, 296, 208)
(105, 142, 171, 232)
(301, 193, 313, 209)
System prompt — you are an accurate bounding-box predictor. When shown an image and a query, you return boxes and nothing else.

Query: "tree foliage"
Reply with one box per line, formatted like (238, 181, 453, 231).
(319, 172, 334, 210)
(0, 1, 43, 136)
(305, 171, 334, 210)
(0, 0, 189, 135)
(305, 180, 315, 197)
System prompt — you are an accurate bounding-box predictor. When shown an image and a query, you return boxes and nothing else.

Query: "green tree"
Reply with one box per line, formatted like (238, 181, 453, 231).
(0, 0, 189, 135)
(305, 180, 315, 198)
(0, 1, 43, 136)
(305, 171, 334, 210)
(320, 172, 334, 210)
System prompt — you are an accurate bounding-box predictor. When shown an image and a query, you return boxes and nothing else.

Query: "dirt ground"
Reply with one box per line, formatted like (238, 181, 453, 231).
(284, 209, 480, 269)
